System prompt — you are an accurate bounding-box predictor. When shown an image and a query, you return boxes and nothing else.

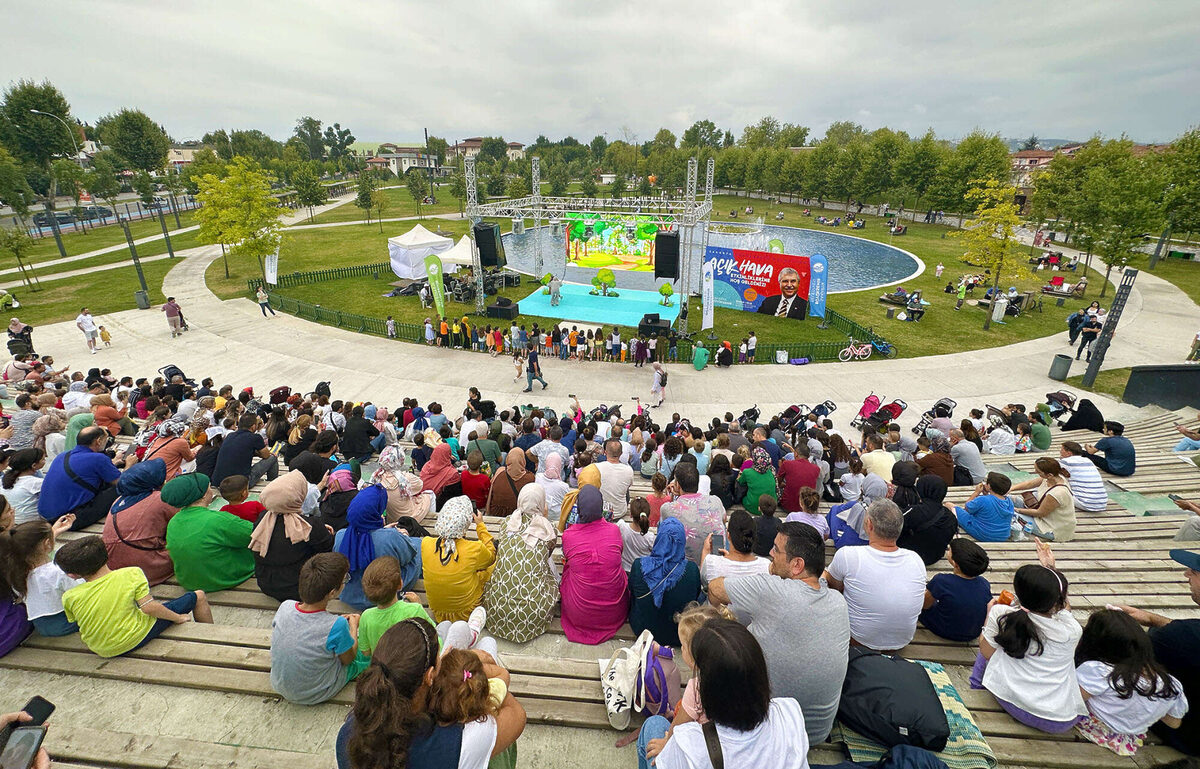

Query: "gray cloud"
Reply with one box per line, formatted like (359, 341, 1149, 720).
(4, 0, 1197, 145)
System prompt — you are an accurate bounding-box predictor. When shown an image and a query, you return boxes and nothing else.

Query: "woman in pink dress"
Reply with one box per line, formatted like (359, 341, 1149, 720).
(559, 485, 629, 643)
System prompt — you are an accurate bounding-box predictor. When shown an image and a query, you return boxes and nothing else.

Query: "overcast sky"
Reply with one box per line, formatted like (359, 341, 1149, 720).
(6, 1, 1198, 147)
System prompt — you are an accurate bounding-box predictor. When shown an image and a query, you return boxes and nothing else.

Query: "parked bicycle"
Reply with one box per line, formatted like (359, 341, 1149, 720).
(838, 337, 897, 361)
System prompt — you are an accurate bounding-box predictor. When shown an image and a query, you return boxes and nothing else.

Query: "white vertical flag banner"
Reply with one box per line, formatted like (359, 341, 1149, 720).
(701, 260, 715, 331)
(264, 248, 279, 285)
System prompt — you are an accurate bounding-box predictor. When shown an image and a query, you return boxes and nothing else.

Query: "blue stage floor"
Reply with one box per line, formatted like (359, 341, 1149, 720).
(518, 283, 681, 327)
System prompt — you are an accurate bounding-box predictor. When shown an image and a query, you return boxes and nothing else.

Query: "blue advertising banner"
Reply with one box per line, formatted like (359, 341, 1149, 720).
(808, 252, 828, 318)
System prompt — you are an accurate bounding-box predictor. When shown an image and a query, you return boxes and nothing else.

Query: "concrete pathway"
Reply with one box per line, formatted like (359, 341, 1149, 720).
(25, 242, 1198, 427)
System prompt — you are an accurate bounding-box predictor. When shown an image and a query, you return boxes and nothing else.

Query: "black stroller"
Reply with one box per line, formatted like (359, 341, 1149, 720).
(7, 322, 33, 356)
(1045, 390, 1077, 420)
(911, 397, 957, 435)
(158, 364, 196, 387)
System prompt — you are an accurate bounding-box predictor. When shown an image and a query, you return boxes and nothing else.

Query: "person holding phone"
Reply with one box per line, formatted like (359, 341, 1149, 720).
(700, 510, 770, 582)
(0, 709, 50, 769)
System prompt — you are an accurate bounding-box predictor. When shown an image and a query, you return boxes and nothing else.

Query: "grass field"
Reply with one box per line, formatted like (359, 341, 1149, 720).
(1066, 366, 1132, 401)
(24, 209, 198, 262)
(302, 185, 465, 226)
(12, 259, 174, 328)
(1128, 252, 1200, 307)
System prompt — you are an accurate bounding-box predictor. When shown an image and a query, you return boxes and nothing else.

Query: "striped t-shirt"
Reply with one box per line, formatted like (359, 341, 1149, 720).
(1059, 455, 1108, 512)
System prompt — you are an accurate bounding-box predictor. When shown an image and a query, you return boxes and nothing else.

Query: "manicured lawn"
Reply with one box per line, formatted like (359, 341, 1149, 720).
(1066, 367, 1132, 401)
(12, 259, 174, 328)
(24, 210, 198, 262)
(302, 185, 465, 226)
(1129, 253, 1200, 307)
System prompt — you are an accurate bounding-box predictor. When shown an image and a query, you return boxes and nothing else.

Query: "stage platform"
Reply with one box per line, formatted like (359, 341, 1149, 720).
(518, 283, 681, 327)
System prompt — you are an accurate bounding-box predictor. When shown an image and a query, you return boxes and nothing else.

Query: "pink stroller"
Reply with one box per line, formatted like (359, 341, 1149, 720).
(849, 393, 883, 430)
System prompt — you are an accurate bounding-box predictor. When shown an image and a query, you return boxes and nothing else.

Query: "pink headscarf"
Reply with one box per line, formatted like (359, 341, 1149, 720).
(542, 451, 564, 481)
(373, 407, 390, 433)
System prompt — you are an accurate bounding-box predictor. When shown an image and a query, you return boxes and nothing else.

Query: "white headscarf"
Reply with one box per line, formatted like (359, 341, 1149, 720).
(369, 445, 409, 494)
(838, 473, 889, 537)
(434, 496, 475, 560)
(507, 483, 557, 550)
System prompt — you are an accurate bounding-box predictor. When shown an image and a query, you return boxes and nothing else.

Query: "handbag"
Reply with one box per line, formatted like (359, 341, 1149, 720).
(598, 629, 655, 730)
(636, 639, 681, 718)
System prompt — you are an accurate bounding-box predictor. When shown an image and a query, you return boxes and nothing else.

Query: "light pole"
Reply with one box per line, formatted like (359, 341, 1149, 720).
(30, 109, 80, 165)
(119, 215, 151, 308)
(29, 108, 79, 257)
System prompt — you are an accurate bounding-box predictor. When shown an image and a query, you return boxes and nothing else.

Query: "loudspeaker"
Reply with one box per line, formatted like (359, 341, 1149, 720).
(487, 302, 518, 320)
(497, 297, 512, 307)
(642, 313, 659, 324)
(474, 222, 506, 267)
(654, 231, 679, 279)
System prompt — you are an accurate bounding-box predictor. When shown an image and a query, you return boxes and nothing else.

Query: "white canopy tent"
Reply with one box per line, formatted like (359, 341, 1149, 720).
(437, 237, 476, 271)
(386, 224, 453, 279)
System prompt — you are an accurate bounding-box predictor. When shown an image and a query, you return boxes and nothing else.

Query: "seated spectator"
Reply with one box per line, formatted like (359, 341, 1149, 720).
(949, 428, 988, 484)
(1059, 397, 1105, 432)
(637, 619, 810, 768)
(1011, 458, 1077, 542)
(828, 473, 888, 548)
(141, 418, 195, 480)
(920, 538, 992, 642)
(700, 509, 769, 583)
(57, 534, 212, 658)
(629, 517, 702, 648)
(356, 556, 433, 657)
(5, 519, 83, 637)
(459, 450, 492, 510)
(859, 433, 895, 479)
(535, 452, 569, 515)
(164, 473, 256, 592)
(1118, 548, 1200, 755)
(32, 413, 66, 465)
(596, 438, 634, 518)
(217, 474, 265, 524)
(1085, 421, 1136, 477)
(825, 500, 927, 651)
(777, 443, 819, 513)
(367, 446, 433, 525)
(485, 448, 532, 518)
(270, 552, 367, 705)
(617, 497, 656, 573)
(211, 413, 279, 488)
(972, 543, 1087, 733)
(708, 521, 848, 743)
(38, 426, 132, 530)
(782, 487, 828, 540)
(1172, 413, 1200, 452)
(101, 458, 177, 585)
(660, 463, 726, 564)
(736, 447, 777, 516)
(1057, 442, 1109, 513)
(954, 472, 1016, 542)
(705, 454, 736, 510)
(90, 394, 135, 437)
(334, 484, 420, 611)
(1014, 422, 1034, 453)
(4, 448, 46, 526)
(897, 475, 958, 565)
(558, 463, 602, 530)
(483, 484, 559, 643)
(319, 465, 359, 531)
(251, 470, 335, 603)
(336, 619, 526, 769)
(753, 495, 782, 557)
(421, 496, 496, 623)
(1074, 609, 1188, 755)
(281, 414, 317, 466)
(340, 405, 379, 464)
(1029, 412, 1053, 451)
(985, 416, 1016, 455)
(560, 486, 629, 644)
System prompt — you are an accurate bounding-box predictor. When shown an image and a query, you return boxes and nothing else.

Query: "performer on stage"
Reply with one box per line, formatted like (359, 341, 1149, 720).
(549, 276, 563, 307)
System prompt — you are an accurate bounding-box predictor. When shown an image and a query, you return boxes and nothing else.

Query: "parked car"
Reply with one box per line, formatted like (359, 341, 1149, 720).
(32, 210, 76, 227)
(80, 205, 114, 221)
(144, 198, 167, 210)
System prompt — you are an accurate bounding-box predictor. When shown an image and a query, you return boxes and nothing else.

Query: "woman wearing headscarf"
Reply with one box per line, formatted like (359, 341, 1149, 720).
(896, 475, 958, 566)
(889, 461, 922, 509)
(32, 412, 66, 464)
(371, 406, 396, 449)
(984, 415, 1016, 455)
(735, 446, 778, 515)
(627, 517, 702, 647)
(63, 411, 95, 450)
(482, 484, 559, 642)
(828, 472, 889, 548)
(405, 406, 429, 439)
(485, 447, 533, 519)
(559, 486, 628, 644)
(318, 464, 359, 531)
(90, 394, 135, 436)
(558, 462, 602, 530)
(163, 473, 256, 592)
(917, 434, 956, 486)
(1059, 398, 1104, 433)
(248, 470, 335, 602)
(420, 496, 496, 623)
(465, 420, 503, 471)
(535, 452, 569, 515)
(369, 445, 434, 524)
(101, 458, 178, 585)
(334, 484, 421, 611)
(142, 417, 196, 480)
(419, 442, 462, 509)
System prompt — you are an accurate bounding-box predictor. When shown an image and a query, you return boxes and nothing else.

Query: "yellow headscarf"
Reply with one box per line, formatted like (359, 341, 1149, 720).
(558, 463, 602, 531)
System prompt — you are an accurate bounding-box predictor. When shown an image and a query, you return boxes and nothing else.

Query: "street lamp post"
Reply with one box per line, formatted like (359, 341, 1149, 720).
(119, 215, 151, 308)
(29, 108, 78, 258)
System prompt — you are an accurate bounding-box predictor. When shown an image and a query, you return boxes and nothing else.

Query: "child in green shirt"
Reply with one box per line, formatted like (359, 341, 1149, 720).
(56, 535, 213, 658)
(357, 555, 433, 657)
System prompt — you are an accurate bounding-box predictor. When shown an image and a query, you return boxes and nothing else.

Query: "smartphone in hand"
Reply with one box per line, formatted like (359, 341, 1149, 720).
(711, 533, 726, 552)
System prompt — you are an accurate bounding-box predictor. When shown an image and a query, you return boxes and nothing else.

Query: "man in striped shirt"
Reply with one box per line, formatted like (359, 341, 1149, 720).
(1058, 441, 1109, 512)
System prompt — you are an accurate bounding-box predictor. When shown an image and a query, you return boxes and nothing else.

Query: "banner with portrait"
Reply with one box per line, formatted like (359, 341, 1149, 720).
(703, 246, 817, 321)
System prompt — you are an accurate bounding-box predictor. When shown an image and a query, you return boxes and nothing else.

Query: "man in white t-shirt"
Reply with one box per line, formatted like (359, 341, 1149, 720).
(459, 412, 483, 446)
(596, 438, 634, 517)
(1058, 441, 1108, 512)
(75, 307, 99, 354)
(824, 499, 927, 651)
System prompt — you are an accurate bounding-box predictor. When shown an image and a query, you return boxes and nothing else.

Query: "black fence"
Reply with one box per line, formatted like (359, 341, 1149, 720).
(15, 196, 202, 238)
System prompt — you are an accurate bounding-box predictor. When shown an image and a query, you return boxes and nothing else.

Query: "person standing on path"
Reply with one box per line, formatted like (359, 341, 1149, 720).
(162, 297, 184, 338)
(75, 307, 99, 355)
(522, 342, 547, 392)
(1066, 309, 1088, 347)
(650, 362, 667, 408)
(256, 287, 276, 317)
(1076, 314, 1103, 361)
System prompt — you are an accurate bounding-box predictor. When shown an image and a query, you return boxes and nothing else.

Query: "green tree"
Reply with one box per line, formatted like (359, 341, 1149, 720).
(638, 175, 653, 197)
(292, 163, 326, 222)
(827, 139, 865, 211)
(651, 128, 677, 153)
(780, 150, 808, 202)
(426, 136, 449, 167)
(133, 170, 156, 206)
(406, 171, 429, 218)
(580, 176, 598, 197)
(371, 188, 389, 232)
(681, 120, 722, 149)
(896, 129, 946, 207)
(294, 116, 324, 159)
(0, 227, 38, 289)
(505, 174, 530, 199)
(776, 123, 810, 149)
(589, 135, 608, 162)
(952, 179, 1024, 330)
(1085, 154, 1163, 296)
(548, 164, 569, 197)
(96, 109, 170, 171)
(84, 156, 121, 224)
(803, 141, 838, 202)
(930, 130, 1009, 215)
(52, 159, 85, 225)
(182, 147, 225, 194)
(823, 121, 865, 147)
(485, 171, 506, 196)
(194, 157, 283, 280)
(1019, 135, 1040, 151)
(0, 148, 35, 226)
(161, 169, 185, 227)
(740, 116, 781, 149)
(609, 175, 626, 199)
(1151, 128, 1200, 268)
(479, 137, 507, 163)
(355, 172, 376, 222)
(322, 123, 355, 159)
(448, 169, 467, 214)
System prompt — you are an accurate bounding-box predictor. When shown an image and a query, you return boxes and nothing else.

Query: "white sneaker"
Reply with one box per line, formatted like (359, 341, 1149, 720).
(467, 606, 487, 645)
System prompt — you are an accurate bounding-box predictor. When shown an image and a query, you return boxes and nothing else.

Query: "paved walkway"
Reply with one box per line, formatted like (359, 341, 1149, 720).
(25, 242, 1198, 426)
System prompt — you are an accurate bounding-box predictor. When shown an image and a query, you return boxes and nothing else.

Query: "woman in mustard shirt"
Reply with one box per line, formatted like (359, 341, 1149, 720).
(420, 496, 496, 622)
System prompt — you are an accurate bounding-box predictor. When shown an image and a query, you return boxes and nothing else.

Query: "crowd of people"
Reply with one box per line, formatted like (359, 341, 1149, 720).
(0, 359, 1195, 768)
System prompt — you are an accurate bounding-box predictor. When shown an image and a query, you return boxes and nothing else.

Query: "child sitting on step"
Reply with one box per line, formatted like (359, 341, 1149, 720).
(2, 519, 82, 636)
(356, 556, 433, 658)
(218, 474, 266, 524)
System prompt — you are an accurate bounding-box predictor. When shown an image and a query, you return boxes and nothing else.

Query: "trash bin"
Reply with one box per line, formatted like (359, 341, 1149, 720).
(991, 296, 1009, 323)
(1048, 354, 1072, 382)
(134, 290, 150, 310)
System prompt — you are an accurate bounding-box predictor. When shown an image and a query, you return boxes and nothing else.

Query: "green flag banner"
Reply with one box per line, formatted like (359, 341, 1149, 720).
(424, 254, 446, 318)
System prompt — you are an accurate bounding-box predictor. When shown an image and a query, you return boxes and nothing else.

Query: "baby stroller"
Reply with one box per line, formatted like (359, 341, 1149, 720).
(737, 405, 761, 428)
(269, 386, 292, 405)
(849, 393, 883, 430)
(861, 399, 908, 434)
(158, 364, 196, 387)
(911, 397, 957, 435)
(1045, 390, 1077, 420)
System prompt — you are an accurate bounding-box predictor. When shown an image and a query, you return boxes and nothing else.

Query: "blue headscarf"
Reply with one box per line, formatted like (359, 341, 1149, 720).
(410, 407, 428, 433)
(364, 404, 377, 421)
(337, 484, 387, 571)
(576, 485, 605, 524)
(638, 517, 687, 608)
(110, 458, 167, 515)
